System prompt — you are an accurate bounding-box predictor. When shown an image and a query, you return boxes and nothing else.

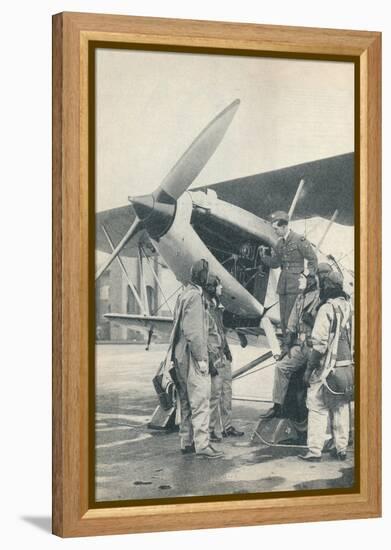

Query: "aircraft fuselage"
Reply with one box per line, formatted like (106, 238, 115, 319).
(150, 191, 277, 321)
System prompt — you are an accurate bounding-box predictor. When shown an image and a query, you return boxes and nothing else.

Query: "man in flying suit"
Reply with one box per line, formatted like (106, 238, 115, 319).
(205, 275, 244, 442)
(173, 259, 223, 459)
(299, 271, 354, 462)
(260, 211, 318, 337)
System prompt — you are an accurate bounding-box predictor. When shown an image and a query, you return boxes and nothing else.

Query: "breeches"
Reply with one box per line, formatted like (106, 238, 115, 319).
(279, 293, 299, 336)
(273, 345, 309, 405)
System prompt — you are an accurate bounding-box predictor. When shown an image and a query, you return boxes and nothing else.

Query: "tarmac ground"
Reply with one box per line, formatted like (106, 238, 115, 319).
(95, 344, 354, 503)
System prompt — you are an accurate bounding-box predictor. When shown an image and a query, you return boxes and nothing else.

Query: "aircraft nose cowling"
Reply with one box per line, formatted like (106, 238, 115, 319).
(130, 190, 176, 240)
(130, 194, 154, 220)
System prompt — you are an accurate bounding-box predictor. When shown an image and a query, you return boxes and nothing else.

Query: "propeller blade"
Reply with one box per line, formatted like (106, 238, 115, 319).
(95, 218, 141, 281)
(156, 99, 240, 200)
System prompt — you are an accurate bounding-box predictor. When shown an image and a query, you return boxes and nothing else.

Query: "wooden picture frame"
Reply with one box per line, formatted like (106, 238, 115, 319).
(52, 11, 381, 537)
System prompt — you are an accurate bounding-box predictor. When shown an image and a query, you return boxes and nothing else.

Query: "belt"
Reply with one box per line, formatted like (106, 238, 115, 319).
(282, 268, 303, 275)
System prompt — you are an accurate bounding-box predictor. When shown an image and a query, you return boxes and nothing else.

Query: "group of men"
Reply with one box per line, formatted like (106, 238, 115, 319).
(261, 210, 354, 462)
(170, 210, 354, 462)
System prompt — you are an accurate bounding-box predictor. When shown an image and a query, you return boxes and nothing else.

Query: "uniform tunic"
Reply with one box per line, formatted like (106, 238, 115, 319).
(261, 230, 318, 335)
(173, 283, 210, 452)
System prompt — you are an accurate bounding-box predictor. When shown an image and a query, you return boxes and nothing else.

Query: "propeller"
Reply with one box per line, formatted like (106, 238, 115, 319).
(155, 99, 240, 201)
(95, 99, 240, 281)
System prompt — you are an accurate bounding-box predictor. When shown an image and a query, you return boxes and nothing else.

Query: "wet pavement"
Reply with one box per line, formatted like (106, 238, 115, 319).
(95, 344, 355, 503)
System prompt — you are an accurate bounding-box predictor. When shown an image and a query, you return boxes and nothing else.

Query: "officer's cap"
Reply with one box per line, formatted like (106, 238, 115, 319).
(326, 271, 344, 288)
(270, 210, 289, 224)
(317, 262, 332, 275)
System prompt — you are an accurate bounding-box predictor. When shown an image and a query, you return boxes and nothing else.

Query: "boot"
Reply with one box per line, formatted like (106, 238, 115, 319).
(196, 445, 224, 459)
(209, 430, 222, 442)
(298, 451, 322, 462)
(180, 442, 195, 455)
(261, 403, 282, 419)
(223, 426, 244, 437)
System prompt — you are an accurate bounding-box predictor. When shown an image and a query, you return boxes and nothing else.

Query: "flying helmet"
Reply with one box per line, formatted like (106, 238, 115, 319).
(317, 262, 332, 283)
(326, 271, 344, 288)
(205, 274, 221, 296)
(191, 259, 209, 287)
(317, 262, 332, 276)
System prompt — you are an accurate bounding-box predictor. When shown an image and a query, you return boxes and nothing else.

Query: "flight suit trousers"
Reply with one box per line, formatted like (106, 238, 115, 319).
(279, 293, 299, 337)
(273, 345, 309, 405)
(176, 355, 211, 453)
(306, 380, 350, 456)
(209, 360, 232, 437)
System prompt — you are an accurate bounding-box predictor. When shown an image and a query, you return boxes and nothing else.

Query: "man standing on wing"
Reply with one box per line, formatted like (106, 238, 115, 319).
(205, 275, 244, 442)
(299, 271, 354, 462)
(173, 259, 223, 459)
(259, 211, 318, 337)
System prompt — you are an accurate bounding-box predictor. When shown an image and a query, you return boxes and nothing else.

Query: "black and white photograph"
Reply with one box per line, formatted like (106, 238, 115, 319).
(2, 0, 388, 544)
(94, 47, 355, 503)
